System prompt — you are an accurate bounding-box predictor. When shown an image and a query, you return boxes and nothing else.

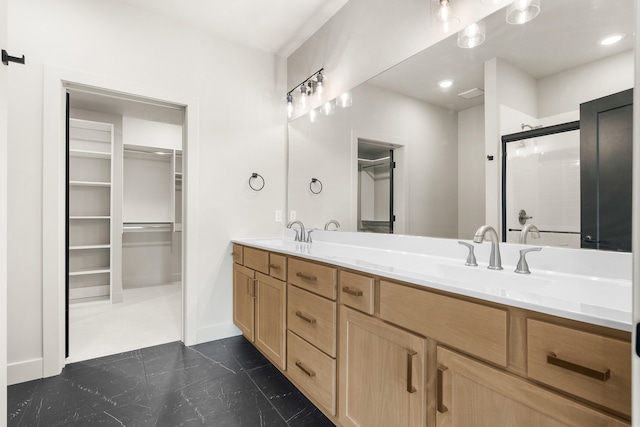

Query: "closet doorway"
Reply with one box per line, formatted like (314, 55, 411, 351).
(65, 89, 185, 362)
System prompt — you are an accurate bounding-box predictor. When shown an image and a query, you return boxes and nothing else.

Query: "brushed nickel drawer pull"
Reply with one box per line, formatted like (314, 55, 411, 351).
(295, 311, 317, 324)
(269, 264, 281, 270)
(342, 286, 363, 297)
(547, 352, 611, 381)
(296, 272, 317, 282)
(437, 365, 449, 413)
(295, 360, 316, 377)
(406, 350, 417, 393)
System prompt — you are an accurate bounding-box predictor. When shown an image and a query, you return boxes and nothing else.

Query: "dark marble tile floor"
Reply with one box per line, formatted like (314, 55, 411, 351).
(7, 336, 335, 427)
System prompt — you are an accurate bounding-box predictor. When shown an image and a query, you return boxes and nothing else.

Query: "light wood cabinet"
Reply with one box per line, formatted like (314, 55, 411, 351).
(255, 272, 287, 370)
(232, 263, 287, 369)
(527, 319, 631, 417)
(233, 263, 255, 342)
(339, 306, 427, 427)
(231, 245, 631, 426)
(436, 346, 627, 427)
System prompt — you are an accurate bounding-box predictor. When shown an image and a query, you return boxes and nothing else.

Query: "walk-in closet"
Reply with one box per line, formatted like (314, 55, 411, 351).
(66, 90, 185, 362)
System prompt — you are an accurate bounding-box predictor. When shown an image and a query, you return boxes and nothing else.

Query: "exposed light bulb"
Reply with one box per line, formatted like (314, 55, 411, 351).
(337, 92, 352, 108)
(320, 100, 336, 116)
(316, 71, 324, 100)
(437, 0, 452, 23)
(309, 109, 318, 123)
(299, 83, 308, 110)
(286, 93, 294, 118)
(457, 21, 486, 49)
(506, 0, 540, 25)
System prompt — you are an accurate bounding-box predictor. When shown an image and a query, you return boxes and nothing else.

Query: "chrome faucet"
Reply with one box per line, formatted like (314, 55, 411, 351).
(324, 219, 341, 230)
(519, 224, 541, 244)
(473, 225, 503, 270)
(287, 220, 306, 242)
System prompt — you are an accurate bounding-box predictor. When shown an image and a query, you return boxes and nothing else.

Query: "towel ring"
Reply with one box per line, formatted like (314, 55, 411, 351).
(249, 173, 265, 191)
(310, 178, 323, 194)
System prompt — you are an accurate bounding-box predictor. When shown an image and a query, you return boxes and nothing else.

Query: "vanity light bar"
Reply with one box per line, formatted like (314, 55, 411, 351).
(286, 68, 325, 115)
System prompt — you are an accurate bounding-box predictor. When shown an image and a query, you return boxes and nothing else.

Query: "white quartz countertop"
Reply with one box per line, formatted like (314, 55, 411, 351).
(232, 231, 632, 332)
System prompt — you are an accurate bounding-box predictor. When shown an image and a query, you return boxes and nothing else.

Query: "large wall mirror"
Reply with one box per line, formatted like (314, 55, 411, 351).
(287, 0, 634, 247)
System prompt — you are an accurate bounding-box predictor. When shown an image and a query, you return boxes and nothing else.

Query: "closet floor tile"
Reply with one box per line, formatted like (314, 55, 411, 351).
(7, 338, 334, 427)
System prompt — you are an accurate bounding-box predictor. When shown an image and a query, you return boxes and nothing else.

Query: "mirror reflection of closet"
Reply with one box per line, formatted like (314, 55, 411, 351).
(357, 140, 396, 233)
(66, 90, 185, 362)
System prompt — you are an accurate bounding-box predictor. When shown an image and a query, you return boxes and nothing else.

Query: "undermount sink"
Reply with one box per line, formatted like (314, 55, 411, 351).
(434, 262, 552, 293)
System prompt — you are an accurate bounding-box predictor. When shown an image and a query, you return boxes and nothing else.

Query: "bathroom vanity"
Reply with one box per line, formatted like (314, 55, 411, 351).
(231, 232, 631, 426)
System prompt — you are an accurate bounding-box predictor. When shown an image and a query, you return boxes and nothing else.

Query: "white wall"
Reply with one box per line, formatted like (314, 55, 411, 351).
(7, 0, 285, 382)
(288, 82, 458, 237)
(538, 50, 634, 118)
(1, 0, 9, 417)
(457, 105, 485, 239)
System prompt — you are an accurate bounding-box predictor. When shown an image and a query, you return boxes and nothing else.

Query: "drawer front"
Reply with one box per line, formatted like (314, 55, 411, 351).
(243, 246, 269, 274)
(232, 244, 244, 265)
(527, 319, 631, 417)
(288, 285, 336, 357)
(288, 258, 337, 300)
(379, 280, 508, 367)
(287, 330, 336, 416)
(269, 253, 287, 281)
(339, 271, 374, 315)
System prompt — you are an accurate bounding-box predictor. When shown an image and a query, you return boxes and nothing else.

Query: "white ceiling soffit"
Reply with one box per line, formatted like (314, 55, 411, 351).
(116, 0, 350, 57)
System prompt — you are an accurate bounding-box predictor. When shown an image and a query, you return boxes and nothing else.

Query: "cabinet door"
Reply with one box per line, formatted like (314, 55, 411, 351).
(254, 272, 287, 370)
(339, 306, 427, 427)
(233, 264, 255, 342)
(436, 347, 628, 427)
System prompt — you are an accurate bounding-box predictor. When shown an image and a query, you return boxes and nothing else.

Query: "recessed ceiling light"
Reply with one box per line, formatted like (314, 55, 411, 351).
(599, 33, 625, 46)
(438, 79, 454, 88)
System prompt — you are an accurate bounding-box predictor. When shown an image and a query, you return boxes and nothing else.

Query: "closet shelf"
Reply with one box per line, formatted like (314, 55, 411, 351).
(69, 244, 111, 250)
(69, 216, 111, 220)
(69, 180, 111, 187)
(69, 149, 111, 159)
(69, 267, 111, 276)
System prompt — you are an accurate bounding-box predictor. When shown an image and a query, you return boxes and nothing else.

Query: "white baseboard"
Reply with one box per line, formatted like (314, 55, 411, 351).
(8, 358, 43, 385)
(195, 322, 241, 346)
(122, 273, 181, 288)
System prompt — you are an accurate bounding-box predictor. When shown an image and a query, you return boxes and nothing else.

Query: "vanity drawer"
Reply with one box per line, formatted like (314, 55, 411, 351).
(527, 319, 631, 417)
(287, 330, 336, 416)
(339, 270, 374, 315)
(232, 244, 243, 265)
(288, 284, 336, 357)
(269, 253, 287, 281)
(379, 280, 508, 367)
(243, 246, 269, 274)
(288, 258, 337, 300)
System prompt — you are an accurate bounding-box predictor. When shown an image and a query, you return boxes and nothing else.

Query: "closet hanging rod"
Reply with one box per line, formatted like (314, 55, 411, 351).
(123, 222, 173, 232)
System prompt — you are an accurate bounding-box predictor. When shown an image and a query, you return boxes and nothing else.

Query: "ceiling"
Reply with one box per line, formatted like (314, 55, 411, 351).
(367, 0, 634, 112)
(115, 0, 350, 57)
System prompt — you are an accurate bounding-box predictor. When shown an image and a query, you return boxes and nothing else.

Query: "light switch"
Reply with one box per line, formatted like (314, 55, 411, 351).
(275, 210, 282, 222)
(289, 211, 296, 221)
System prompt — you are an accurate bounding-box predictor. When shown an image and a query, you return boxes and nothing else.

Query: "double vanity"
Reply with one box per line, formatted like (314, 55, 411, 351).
(231, 230, 631, 426)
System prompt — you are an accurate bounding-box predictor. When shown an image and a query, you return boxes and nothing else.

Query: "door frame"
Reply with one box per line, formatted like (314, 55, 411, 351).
(42, 66, 200, 377)
(350, 130, 407, 234)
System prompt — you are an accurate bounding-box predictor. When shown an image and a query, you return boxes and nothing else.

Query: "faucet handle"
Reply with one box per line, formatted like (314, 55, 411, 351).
(457, 241, 478, 267)
(292, 229, 300, 242)
(515, 247, 542, 274)
(305, 230, 314, 243)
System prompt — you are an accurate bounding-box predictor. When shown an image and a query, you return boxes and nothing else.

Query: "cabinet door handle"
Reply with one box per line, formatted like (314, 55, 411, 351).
(295, 311, 317, 324)
(406, 350, 417, 393)
(295, 360, 316, 377)
(547, 352, 611, 381)
(269, 264, 281, 270)
(437, 365, 449, 413)
(342, 286, 363, 297)
(296, 272, 317, 282)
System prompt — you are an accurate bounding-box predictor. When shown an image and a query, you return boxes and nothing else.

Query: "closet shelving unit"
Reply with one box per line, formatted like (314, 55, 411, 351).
(68, 118, 114, 303)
